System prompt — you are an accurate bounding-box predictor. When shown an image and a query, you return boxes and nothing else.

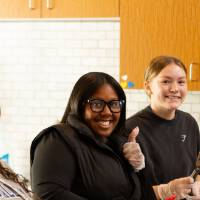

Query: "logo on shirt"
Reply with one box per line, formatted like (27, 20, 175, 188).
(180, 134, 187, 142)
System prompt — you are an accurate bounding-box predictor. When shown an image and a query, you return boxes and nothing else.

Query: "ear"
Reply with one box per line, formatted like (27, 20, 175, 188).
(144, 81, 152, 97)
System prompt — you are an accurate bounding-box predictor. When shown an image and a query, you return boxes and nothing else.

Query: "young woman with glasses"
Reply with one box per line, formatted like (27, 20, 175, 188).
(30, 72, 156, 200)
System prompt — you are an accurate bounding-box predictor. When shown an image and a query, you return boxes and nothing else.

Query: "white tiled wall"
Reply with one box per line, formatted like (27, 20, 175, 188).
(0, 19, 199, 179)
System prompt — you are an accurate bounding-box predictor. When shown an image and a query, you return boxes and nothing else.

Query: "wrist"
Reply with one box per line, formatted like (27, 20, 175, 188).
(133, 158, 145, 172)
(157, 183, 175, 200)
(165, 194, 176, 200)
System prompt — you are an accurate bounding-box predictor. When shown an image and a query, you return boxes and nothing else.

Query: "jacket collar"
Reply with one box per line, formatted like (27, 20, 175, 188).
(67, 114, 109, 145)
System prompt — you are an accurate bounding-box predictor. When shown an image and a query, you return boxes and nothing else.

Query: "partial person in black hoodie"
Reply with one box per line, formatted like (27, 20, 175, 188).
(30, 72, 156, 200)
(123, 56, 200, 200)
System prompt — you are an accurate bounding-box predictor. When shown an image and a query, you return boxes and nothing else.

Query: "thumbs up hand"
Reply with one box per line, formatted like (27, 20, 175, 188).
(128, 126, 139, 142)
(123, 127, 145, 171)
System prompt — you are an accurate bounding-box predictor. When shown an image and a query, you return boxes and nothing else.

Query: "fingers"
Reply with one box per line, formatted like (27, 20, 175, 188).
(186, 195, 200, 200)
(128, 126, 139, 142)
(124, 126, 140, 158)
(178, 180, 200, 200)
(184, 177, 195, 185)
(170, 177, 194, 199)
(123, 126, 145, 170)
(123, 142, 144, 169)
(192, 181, 200, 195)
(123, 142, 141, 154)
(180, 176, 194, 186)
(173, 177, 194, 186)
(159, 178, 195, 200)
(124, 150, 143, 163)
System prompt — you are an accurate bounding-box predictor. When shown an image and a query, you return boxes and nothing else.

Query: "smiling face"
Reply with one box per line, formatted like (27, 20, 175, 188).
(145, 63, 187, 119)
(83, 83, 121, 138)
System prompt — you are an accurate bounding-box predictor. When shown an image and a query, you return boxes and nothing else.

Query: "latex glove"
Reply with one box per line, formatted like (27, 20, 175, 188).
(186, 181, 200, 200)
(157, 177, 194, 200)
(123, 127, 145, 171)
(192, 181, 200, 196)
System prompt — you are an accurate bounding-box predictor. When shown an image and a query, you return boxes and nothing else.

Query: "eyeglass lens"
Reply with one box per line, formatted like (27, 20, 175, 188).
(88, 99, 123, 113)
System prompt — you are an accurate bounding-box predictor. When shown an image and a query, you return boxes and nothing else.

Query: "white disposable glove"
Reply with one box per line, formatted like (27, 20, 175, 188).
(186, 181, 200, 200)
(192, 181, 200, 196)
(123, 127, 145, 171)
(157, 177, 194, 200)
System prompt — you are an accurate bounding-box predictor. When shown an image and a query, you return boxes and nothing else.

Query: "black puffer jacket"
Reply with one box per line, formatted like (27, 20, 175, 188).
(31, 115, 155, 200)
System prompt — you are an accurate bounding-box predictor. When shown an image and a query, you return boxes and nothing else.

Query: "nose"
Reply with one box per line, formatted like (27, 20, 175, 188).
(101, 104, 112, 114)
(170, 82, 178, 93)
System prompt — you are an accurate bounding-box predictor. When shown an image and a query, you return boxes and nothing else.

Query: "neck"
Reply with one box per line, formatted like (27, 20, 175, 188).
(150, 105, 176, 120)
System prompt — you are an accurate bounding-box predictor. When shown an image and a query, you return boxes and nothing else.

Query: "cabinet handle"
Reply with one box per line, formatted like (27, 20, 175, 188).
(28, 0, 35, 9)
(189, 62, 200, 81)
(47, 0, 53, 9)
(189, 63, 193, 80)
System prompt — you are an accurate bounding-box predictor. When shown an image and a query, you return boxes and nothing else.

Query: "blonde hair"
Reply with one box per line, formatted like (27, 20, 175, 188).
(144, 55, 187, 82)
(144, 55, 187, 97)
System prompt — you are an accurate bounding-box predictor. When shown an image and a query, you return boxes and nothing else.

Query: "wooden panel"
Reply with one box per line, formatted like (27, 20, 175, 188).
(120, 0, 200, 90)
(42, 0, 119, 18)
(0, 0, 41, 18)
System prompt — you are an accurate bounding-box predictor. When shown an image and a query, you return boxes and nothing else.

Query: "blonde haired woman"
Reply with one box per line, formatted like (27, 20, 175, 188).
(124, 55, 200, 199)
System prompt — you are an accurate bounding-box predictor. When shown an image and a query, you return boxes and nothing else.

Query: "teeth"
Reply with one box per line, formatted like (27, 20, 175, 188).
(168, 96, 179, 99)
(99, 121, 110, 126)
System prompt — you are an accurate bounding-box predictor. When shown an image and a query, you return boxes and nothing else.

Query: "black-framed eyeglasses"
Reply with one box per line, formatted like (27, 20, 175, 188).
(86, 99, 125, 113)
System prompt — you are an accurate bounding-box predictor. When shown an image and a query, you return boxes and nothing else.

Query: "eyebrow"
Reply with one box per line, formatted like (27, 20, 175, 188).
(160, 76, 186, 79)
(91, 97, 119, 100)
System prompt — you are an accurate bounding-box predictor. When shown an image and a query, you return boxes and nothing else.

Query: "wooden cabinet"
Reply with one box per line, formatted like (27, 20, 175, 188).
(0, 0, 41, 18)
(42, 0, 119, 18)
(0, 0, 119, 18)
(120, 0, 200, 90)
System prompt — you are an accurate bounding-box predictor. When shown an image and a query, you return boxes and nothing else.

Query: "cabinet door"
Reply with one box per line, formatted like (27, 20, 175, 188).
(120, 0, 200, 90)
(42, 0, 119, 18)
(0, 0, 41, 18)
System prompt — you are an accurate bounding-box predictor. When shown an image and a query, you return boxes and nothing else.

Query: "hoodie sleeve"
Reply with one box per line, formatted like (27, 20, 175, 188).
(31, 129, 88, 200)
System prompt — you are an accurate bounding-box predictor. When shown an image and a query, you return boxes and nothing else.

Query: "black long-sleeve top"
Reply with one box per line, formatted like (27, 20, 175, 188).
(126, 106, 200, 185)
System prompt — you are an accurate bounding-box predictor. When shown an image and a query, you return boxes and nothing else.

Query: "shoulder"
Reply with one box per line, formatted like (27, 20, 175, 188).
(30, 123, 78, 164)
(176, 110, 200, 140)
(177, 110, 199, 126)
(126, 107, 150, 130)
(31, 124, 71, 146)
(32, 123, 77, 144)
